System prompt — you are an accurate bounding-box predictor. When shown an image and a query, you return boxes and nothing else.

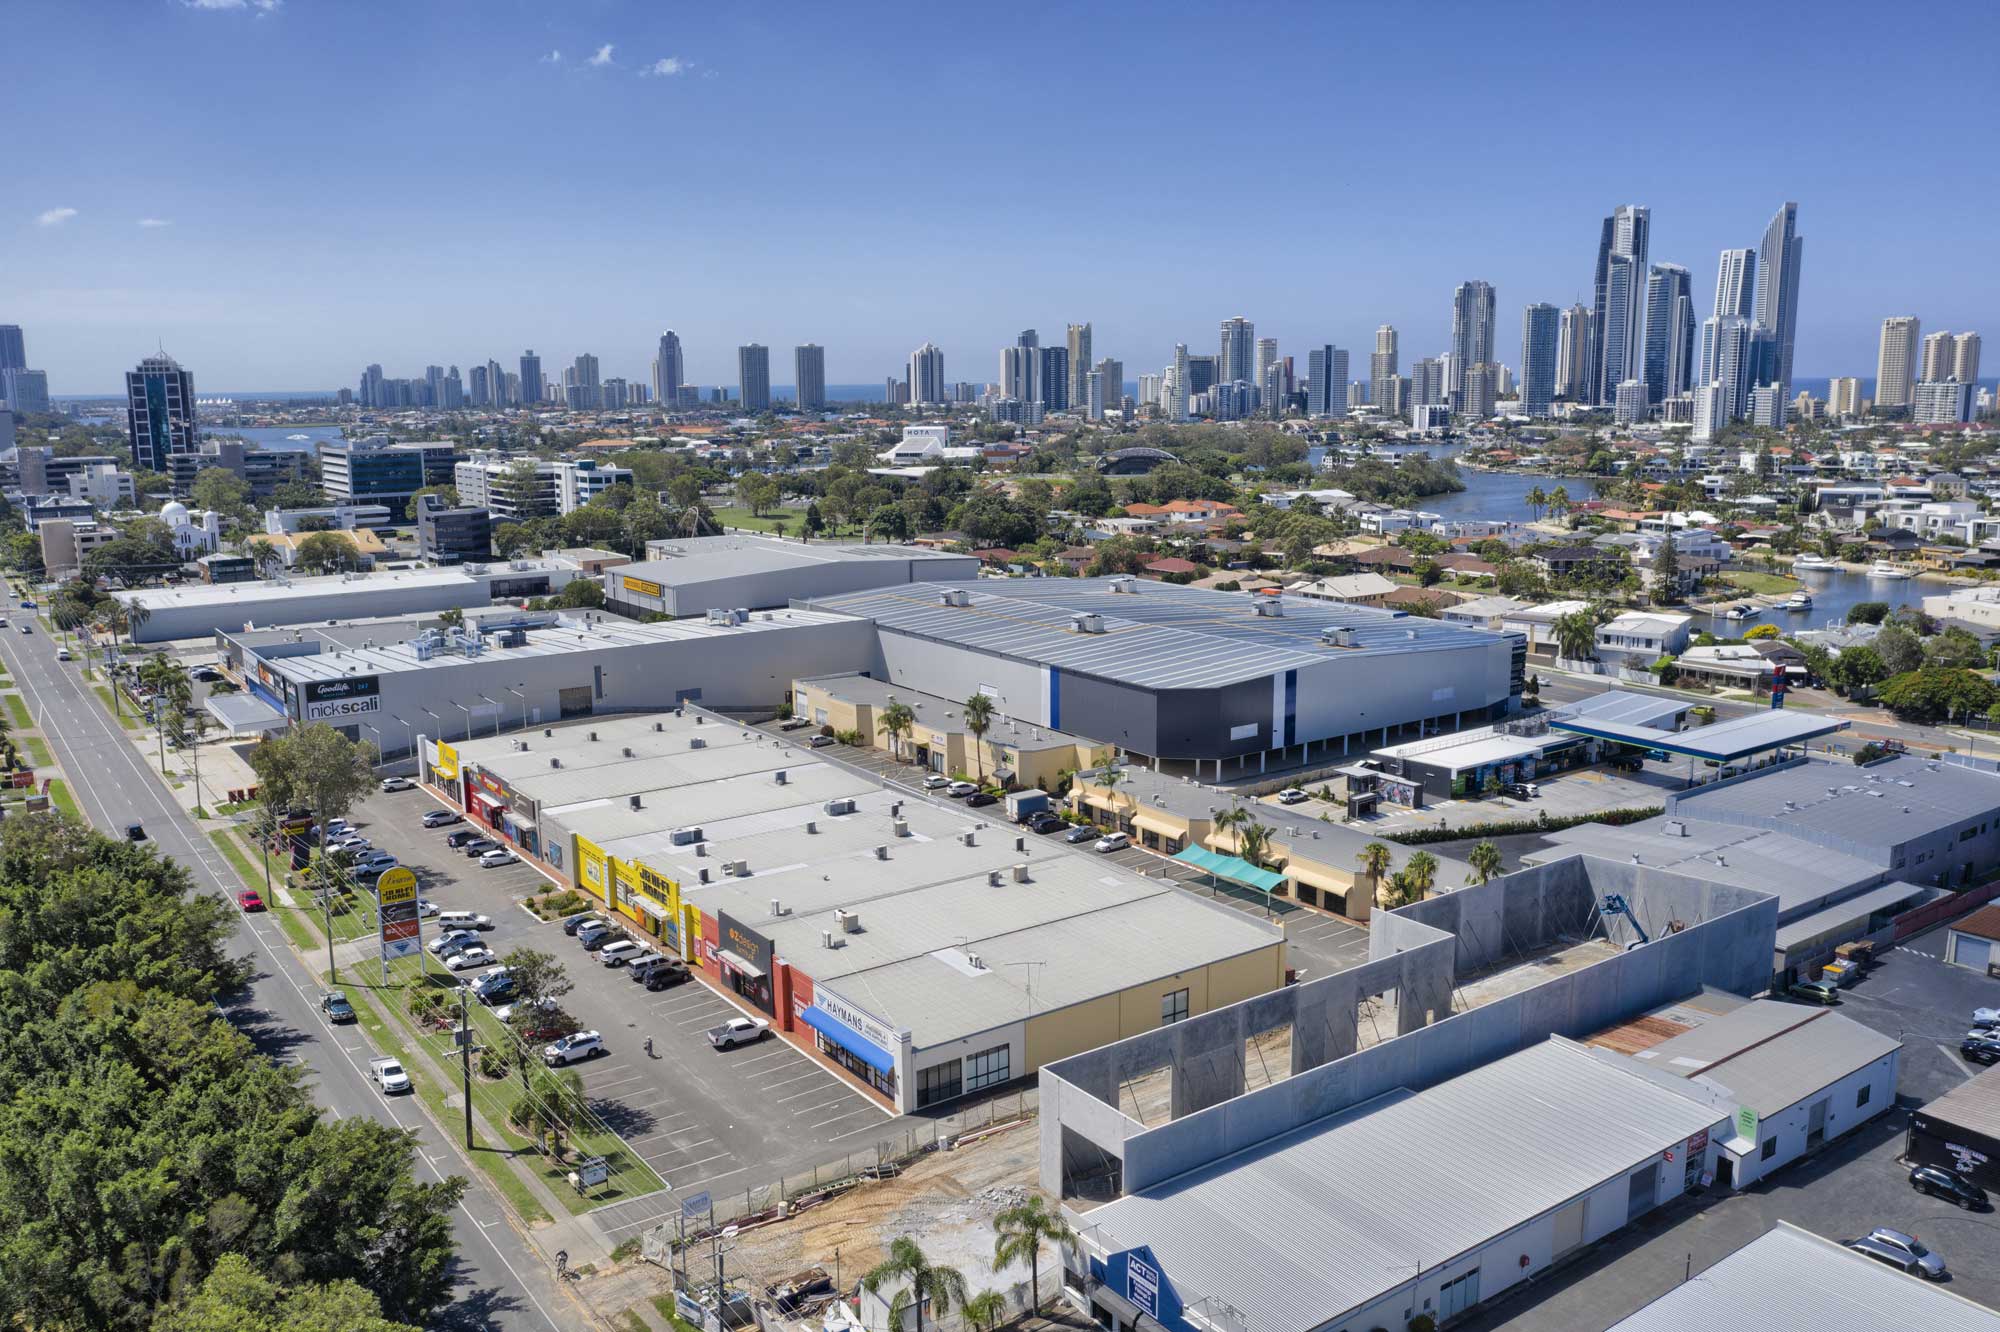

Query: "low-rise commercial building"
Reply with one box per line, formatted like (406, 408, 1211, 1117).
(608, 535, 977, 619)
(1945, 904, 2000, 974)
(416, 495, 491, 564)
(453, 451, 632, 518)
(317, 435, 459, 509)
(1909, 1060, 2000, 1195)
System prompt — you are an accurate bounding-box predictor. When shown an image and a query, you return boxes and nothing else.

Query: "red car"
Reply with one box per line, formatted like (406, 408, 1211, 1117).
(236, 889, 265, 912)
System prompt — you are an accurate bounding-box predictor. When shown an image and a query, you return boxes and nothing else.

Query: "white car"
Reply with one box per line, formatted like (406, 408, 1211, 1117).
(369, 1056, 411, 1094)
(598, 940, 647, 967)
(417, 899, 441, 918)
(1094, 832, 1130, 853)
(706, 1016, 770, 1050)
(479, 848, 518, 868)
(494, 996, 556, 1024)
(445, 945, 496, 971)
(55, 647, 71, 662)
(1976, 1008, 2000, 1027)
(544, 1030, 605, 1066)
(922, 774, 951, 789)
(427, 928, 479, 956)
(380, 776, 415, 793)
(1277, 788, 1308, 805)
(945, 780, 978, 798)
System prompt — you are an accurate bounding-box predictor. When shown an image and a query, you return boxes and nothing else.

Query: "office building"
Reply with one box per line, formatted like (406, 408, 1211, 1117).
(1520, 303, 1559, 417)
(1370, 325, 1398, 412)
(319, 435, 459, 507)
(1450, 281, 1496, 396)
(125, 352, 198, 472)
(652, 332, 683, 408)
(1066, 323, 1092, 407)
(0, 325, 23, 371)
(794, 344, 826, 412)
(165, 439, 307, 501)
(737, 344, 771, 412)
(416, 494, 492, 564)
(454, 452, 631, 519)
(1753, 201, 1804, 396)
(1, 369, 50, 415)
(1218, 316, 1255, 387)
(1304, 345, 1348, 418)
(1877, 316, 1921, 409)
(1714, 247, 1756, 319)
(1643, 264, 1695, 405)
(1954, 331, 1982, 385)
(1826, 376, 1864, 417)
(1914, 379, 1977, 425)
(1183, 354, 1217, 397)
(905, 342, 943, 407)
(1039, 346, 1070, 411)
(517, 351, 542, 405)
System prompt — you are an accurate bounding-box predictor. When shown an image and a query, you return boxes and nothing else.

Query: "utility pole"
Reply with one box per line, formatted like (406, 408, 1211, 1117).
(459, 986, 473, 1148)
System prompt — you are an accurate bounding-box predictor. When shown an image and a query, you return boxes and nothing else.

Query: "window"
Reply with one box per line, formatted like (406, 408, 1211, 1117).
(965, 1044, 1011, 1093)
(916, 1059, 963, 1108)
(1857, 1083, 1871, 1108)
(1161, 988, 1190, 1025)
(1760, 1137, 1777, 1161)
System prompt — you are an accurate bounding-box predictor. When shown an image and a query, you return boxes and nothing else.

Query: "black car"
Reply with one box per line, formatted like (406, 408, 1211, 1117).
(1963, 1035, 2000, 1065)
(644, 964, 692, 991)
(445, 828, 481, 848)
(562, 912, 604, 937)
(1911, 1164, 1989, 1209)
(630, 956, 689, 985)
(422, 809, 464, 828)
(462, 838, 500, 858)
(1027, 812, 1066, 835)
(965, 791, 999, 808)
(125, 822, 146, 841)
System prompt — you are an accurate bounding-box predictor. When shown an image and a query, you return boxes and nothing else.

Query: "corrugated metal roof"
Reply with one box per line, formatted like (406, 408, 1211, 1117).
(1551, 709, 1846, 761)
(1774, 881, 1931, 950)
(1916, 1059, 2000, 1141)
(1608, 1222, 2000, 1330)
(1536, 819, 1883, 916)
(628, 535, 975, 583)
(804, 578, 1503, 690)
(1629, 1001, 1902, 1117)
(1084, 1040, 1721, 1332)
(1672, 753, 2000, 847)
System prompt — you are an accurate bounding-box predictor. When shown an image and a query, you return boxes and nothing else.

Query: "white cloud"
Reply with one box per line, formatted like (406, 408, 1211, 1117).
(641, 56, 690, 77)
(183, 0, 282, 11)
(588, 43, 614, 67)
(36, 208, 78, 228)
(541, 49, 562, 64)
(138, 218, 173, 228)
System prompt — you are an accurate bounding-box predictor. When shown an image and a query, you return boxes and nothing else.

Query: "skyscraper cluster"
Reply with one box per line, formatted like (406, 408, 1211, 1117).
(1886, 319, 1983, 424)
(0, 325, 51, 415)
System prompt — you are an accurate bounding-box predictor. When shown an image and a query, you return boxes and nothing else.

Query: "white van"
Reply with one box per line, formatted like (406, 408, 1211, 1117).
(437, 910, 494, 932)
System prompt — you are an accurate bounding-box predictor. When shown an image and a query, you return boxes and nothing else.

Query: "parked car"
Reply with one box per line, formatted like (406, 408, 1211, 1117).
(632, 956, 689, 985)
(445, 945, 495, 971)
(945, 780, 978, 798)
(472, 972, 518, 1005)
(706, 1016, 770, 1050)
(1910, 1165, 1988, 1210)
(543, 1030, 605, 1066)
(562, 912, 605, 937)
(645, 964, 693, 992)
(328, 835, 371, 854)
(320, 990, 356, 1023)
(479, 848, 518, 868)
(369, 1056, 411, 1095)
(1094, 832, 1130, 853)
(462, 838, 500, 858)
(428, 928, 479, 957)
(1975, 1007, 2000, 1026)
(1606, 753, 1644, 772)
(235, 889, 265, 912)
(577, 923, 617, 951)
(779, 717, 812, 731)
(598, 940, 647, 967)
(1027, 812, 1066, 835)
(437, 910, 494, 932)
(1277, 788, 1308, 805)
(965, 792, 999, 808)
(1505, 782, 1539, 799)
(17, 624, 28, 634)
(1845, 1228, 1946, 1279)
(493, 997, 558, 1025)
(445, 828, 481, 848)
(417, 899, 441, 918)
(379, 776, 415, 793)
(808, 735, 835, 748)
(1961, 1035, 2000, 1065)
(422, 809, 463, 828)
(1063, 824, 1098, 844)
(190, 667, 223, 683)
(1788, 979, 1841, 1005)
(922, 773, 950, 789)
(354, 851, 398, 871)
(323, 818, 352, 837)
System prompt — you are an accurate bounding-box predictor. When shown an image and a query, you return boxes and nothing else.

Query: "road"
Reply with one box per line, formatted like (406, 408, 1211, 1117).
(0, 623, 583, 1332)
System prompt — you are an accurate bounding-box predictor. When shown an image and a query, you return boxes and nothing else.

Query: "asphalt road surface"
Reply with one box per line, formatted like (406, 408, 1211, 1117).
(0, 624, 581, 1332)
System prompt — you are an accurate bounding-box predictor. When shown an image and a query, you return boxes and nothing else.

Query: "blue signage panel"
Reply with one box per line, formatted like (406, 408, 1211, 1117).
(1092, 1246, 1190, 1332)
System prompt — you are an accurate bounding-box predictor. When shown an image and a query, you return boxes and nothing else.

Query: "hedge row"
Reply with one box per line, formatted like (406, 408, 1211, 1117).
(1383, 805, 1664, 845)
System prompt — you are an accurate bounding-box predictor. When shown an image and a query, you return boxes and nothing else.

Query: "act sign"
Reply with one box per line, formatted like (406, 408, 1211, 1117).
(376, 866, 421, 971)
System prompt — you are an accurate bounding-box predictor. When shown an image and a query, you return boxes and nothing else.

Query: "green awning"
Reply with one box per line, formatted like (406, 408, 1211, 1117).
(1173, 844, 1287, 895)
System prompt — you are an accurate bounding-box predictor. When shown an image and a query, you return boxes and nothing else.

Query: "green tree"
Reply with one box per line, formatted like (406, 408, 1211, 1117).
(1846, 600, 1890, 625)
(1927, 626, 1987, 670)
(737, 472, 781, 517)
(499, 946, 579, 1093)
(1650, 534, 1680, 604)
(1876, 667, 1998, 724)
(1404, 850, 1439, 898)
(803, 501, 826, 537)
(863, 1237, 970, 1332)
(1828, 644, 1888, 693)
(189, 466, 253, 517)
(962, 692, 996, 785)
(876, 700, 917, 761)
(293, 530, 361, 574)
(1467, 840, 1502, 885)
(992, 1194, 1075, 1315)
(247, 724, 378, 896)
(1553, 609, 1599, 661)
(1356, 841, 1393, 886)
(961, 1290, 1009, 1332)
(554, 578, 606, 609)
(155, 1254, 424, 1332)
(868, 504, 912, 543)
(1872, 623, 1925, 675)
(1526, 486, 1547, 521)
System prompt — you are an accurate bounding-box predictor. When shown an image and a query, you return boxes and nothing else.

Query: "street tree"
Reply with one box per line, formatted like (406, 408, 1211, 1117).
(992, 1194, 1075, 1314)
(293, 530, 361, 574)
(155, 1254, 423, 1332)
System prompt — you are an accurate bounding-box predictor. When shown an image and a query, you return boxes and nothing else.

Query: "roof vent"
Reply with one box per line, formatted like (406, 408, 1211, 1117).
(965, 951, 984, 970)
(939, 588, 970, 607)
(589, 731, 598, 741)
(628, 794, 642, 810)
(544, 728, 553, 737)
(874, 845, 888, 860)
(836, 908, 860, 933)
(821, 929, 839, 949)
(699, 867, 710, 884)
(1254, 596, 1284, 617)
(805, 819, 817, 834)
(769, 898, 787, 916)
(550, 757, 562, 769)
(988, 869, 1002, 887)
(622, 747, 634, 758)
(961, 830, 977, 847)
(653, 721, 664, 732)
(690, 737, 707, 749)
(775, 769, 788, 785)
(694, 841, 707, 856)
(1012, 863, 1029, 882)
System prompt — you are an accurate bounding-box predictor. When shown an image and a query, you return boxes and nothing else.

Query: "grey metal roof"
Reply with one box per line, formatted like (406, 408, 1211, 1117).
(1562, 689, 1690, 729)
(1630, 1000, 1901, 1117)
(1773, 880, 1932, 950)
(1914, 1060, 2000, 1142)
(1551, 708, 1845, 761)
(630, 535, 974, 583)
(803, 578, 1503, 690)
(1534, 818, 1884, 919)
(1083, 1039, 1721, 1332)
(1607, 1222, 2000, 1331)
(798, 672, 1095, 751)
(1672, 753, 2000, 853)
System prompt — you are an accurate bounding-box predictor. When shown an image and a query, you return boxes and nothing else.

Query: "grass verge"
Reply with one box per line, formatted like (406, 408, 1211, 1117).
(21, 736, 51, 769)
(47, 779, 80, 821)
(91, 684, 143, 729)
(1720, 569, 1801, 596)
(3, 695, 29, 731)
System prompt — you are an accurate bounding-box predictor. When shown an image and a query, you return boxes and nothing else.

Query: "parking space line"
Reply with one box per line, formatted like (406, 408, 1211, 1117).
(774, 1079, 842, 1102)
(748, 1062, 822, 1083)
(732, 1047, 796, 1067)
(789, 1094, 856, 1116)
(646, 1149, 734, 1175)
(810, 1107, 878, 1129)
(651, 993, 723, 1013)
(584, 1073, 652, 1093)
(676, 1009, 735, 1028)
(633, 1132, 717, 1152)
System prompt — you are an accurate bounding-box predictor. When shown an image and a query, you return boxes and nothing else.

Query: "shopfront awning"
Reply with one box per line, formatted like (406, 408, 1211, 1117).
(205, 692, 287, 736)
(1173, 844, 1287, 895)
(628, 893, 669, 920)
(800, 1005, 895, 1075)
(1131, 814, 1187, 841)
(717, 948, 765, 979)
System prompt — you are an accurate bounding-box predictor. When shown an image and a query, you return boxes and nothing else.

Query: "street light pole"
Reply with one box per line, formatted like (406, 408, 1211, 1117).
(480, 695, 500, 737)
(508, 685, 527, 731)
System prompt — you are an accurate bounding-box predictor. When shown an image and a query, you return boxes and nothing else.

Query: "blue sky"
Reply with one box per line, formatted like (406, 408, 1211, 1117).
(10, 0, 1997, 393)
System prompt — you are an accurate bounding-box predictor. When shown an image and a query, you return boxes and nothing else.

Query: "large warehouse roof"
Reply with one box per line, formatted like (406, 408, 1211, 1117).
(804, 579, 1503, 690)
(1533, 817, 1885, 918)
(1607, 1222, 2000, 1331)
(119, 565, 486, 613)
(1671, 752, 2000, 842)
(1550, 707, 1846, 761)
(1084, 1039, 1720, 1332)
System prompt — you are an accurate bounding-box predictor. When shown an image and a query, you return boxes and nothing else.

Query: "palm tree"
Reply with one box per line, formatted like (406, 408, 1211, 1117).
(1356, 841, 1393, 892)
(877, 700, 917, 763)
(1526, 485, 1548, 522)
(1553, 609, 1598, 662)
(1087, 764, 1124, 828)
(962, 1290, 1009, 1332)
(992, 1194, 1075, 1315)
(863, 1237, 969, 1332)
(1549, 485, 1570, 521)
(1404, 850, 1438, 899)
(1467, 840, 1502, 885)
(962, 692, 996, 787)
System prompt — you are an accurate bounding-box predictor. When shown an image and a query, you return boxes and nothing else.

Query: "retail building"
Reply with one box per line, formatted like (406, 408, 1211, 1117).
(1909, 1060, 2000, 1194)
(606, 534, 976, 619)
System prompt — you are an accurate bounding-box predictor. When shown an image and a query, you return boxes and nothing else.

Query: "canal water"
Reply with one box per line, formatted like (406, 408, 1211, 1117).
(201, 424, 345, 453)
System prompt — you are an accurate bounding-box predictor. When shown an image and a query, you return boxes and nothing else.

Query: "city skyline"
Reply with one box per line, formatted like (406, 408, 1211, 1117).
(7, 1, 1997, 393)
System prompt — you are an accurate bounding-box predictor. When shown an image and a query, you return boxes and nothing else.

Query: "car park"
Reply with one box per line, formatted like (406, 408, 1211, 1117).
(1094, 832, 1130, 853)
(965, 791, 999, 808)
(1277, 788, 1308, 804)
(320, 990, 356, 1023)
(1961, 1035, 2000, 1065)
(562, 912, 605, 937)
(706, 1016, 770, 1049)
(236, 889, 264, 911)
(1063, 824, 1097, 844)
(422, 809, 463, 828)
(598, 940, 647, 967)
(543, 1030, 605, 1066)
(445, 829, 481, 849)
(1027, 812, 1066, 835)
(445, 945, 495, 971)
(479, 848, 518, 868)
(462, 838, 500, 858)
(1910, 1165, 1988, 1209)
(945, 780, 978, 797)
(379, 776, 414, 792)
(1845, 1227, 1946, 1279)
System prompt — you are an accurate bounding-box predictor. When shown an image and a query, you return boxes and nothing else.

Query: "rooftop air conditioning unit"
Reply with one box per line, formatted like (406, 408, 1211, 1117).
(988, 870, 1002, 886)
(698, 867, 711, 884)
(1254, 596, 1283, 617)
(690, 737, 707, 749)
(965, 951, 983, 970)
(836, 909, 861, 933)
(873, 845, 888, 860)
(1321, 627, 1357, 648)
(893, 817, 910, 837)
(821, 929, 838, 949)
(775, 770, 788, 785)
(653, 721, 664, 732)
(669, 826, 703, 845)
(589, 731, 598, 741)
(695, 842, 708, 857)
(1070, 612, 1105, 634)
(544, 728, 553, 737)
(550, 757, 562, 769)
(727, 859, 748, 877)
(940, 588, 970, 607)
(961, 830, 977, 846)
(825, 797, 857, 815)
(628, 795, 642, 811)
(1663, 820, 1686, 837)
(1011, 863, 1029, 882)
